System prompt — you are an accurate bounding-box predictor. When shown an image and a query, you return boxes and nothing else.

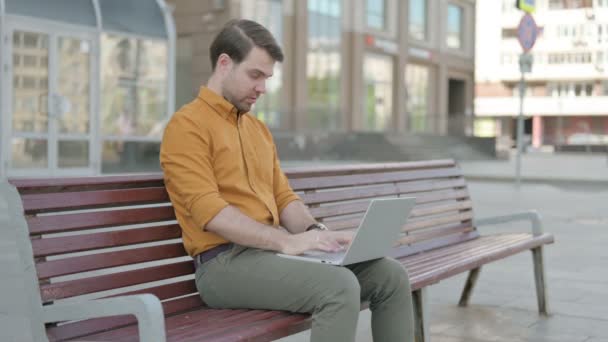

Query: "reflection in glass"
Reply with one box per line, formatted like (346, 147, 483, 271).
(58, 140, 89, 168)
(363, 54, 393, 131)
(409, 0, 427, 41)
(366, 0, 386, 30)
(11, 138, 48, 169)
(405, 64, 430, 133)
(102, 141, 161, 173)
(447, 4, 463, 49)
(58, 37, 90, 134)
(12, 31, 49, 133)
(308, 0, 342, 131)
(241, 0, 284, 128)
(101, 35, 168, 138)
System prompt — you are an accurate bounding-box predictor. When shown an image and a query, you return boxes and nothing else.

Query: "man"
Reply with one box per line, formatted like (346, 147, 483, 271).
(160, 19, 415, 341)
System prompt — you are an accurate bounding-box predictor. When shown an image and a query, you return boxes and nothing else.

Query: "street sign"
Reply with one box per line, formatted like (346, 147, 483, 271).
(517, 13, 538, 53)
(516, 0, 536, 13)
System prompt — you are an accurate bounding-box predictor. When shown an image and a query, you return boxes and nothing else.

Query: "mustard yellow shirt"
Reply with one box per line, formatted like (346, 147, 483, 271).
(160, 87, 301, 256)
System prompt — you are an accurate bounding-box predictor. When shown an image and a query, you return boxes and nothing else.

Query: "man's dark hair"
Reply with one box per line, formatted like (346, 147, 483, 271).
(209, 19, 284, 70)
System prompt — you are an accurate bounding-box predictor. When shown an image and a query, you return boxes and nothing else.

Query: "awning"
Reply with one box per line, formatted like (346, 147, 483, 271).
(2, 0, 169, 38)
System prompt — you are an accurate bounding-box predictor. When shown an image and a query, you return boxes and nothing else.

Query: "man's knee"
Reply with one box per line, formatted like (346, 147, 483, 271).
(373, 257, 411, 290)
(319, 268, 361, 310)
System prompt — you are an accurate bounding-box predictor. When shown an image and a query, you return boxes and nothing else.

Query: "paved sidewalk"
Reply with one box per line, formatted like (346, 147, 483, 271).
(460, 152, 608, 186)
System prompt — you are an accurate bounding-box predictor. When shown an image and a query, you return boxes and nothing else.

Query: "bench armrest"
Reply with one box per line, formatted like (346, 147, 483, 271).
(42, 294, 166, 342)
(474, 210, 543, 236)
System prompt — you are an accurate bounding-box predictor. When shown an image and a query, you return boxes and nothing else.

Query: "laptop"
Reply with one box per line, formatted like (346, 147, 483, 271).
(277, 197, 416, 266)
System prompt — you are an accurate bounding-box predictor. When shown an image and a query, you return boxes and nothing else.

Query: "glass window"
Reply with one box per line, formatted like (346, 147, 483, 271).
(363, 54, 393, 131)
(307, 0, 342, 131)
(101, 34, 168, 174)
(101, 35, 168, 138)
(366, 0, 386, 31)
(11, 31, 49, 134)
(241, 0, 284, 128)
(405, 64, 430, 133)
(446, 3, 464, 50)
(409, 0, 427, 41)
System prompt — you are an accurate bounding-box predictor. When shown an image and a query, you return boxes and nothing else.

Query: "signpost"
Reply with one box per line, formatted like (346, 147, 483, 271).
(515, 12, 538, 187)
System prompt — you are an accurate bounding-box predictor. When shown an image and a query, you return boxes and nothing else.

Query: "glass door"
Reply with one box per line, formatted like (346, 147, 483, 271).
(6, 22, 96, 177)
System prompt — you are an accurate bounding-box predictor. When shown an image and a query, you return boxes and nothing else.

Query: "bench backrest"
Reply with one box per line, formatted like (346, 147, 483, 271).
(285, 159, 476, 257)
(9, 159, 474, 341)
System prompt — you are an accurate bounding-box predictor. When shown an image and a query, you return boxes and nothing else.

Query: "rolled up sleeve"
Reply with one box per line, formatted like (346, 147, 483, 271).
(160, 114, 229, 229)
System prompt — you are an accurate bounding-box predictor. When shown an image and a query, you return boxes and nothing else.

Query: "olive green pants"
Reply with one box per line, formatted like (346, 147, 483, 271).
(195, 245, 415, 342)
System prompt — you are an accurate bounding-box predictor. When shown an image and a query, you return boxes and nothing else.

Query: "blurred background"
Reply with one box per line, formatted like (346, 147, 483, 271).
(0, 0, 606, 178)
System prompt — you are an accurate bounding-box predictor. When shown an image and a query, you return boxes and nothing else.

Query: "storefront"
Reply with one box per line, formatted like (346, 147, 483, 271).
(0, 0, 175, 178)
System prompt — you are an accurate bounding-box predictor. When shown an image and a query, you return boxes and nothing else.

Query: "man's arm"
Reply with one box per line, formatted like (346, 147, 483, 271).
(279, 200, 317, 234)
(205, 205, 350, 255)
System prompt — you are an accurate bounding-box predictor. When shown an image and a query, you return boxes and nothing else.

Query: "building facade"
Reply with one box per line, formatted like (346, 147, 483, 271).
(475, 0, 608, 151)
(1, 0, 477, 178)
(169, 0, 477, 136)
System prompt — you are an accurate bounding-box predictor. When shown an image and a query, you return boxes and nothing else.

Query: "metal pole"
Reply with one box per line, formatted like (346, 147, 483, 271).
(515, 55, 526, 187)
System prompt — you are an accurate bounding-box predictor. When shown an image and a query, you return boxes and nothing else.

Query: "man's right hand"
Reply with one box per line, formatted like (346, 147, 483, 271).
(280, 230, 354, 256)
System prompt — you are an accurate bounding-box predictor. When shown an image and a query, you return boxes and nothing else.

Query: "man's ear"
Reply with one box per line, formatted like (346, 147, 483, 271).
(217, 53, 233, 74)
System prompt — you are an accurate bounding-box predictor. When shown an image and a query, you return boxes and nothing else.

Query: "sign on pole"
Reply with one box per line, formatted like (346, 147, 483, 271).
(517, 13, 538, 53)
(516, 0, 536, 13)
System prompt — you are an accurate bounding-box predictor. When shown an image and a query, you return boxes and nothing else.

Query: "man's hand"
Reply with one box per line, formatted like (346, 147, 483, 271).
(280, 230, 355, 256)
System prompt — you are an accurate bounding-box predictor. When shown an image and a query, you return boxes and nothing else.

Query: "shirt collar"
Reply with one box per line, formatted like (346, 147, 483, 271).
(197, 86, 242, 124)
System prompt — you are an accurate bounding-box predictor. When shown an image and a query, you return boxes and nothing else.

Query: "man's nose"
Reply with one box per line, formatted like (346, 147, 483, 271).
(255, 81, 266, 94)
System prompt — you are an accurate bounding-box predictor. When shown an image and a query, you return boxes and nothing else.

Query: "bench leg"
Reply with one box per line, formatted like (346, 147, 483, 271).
(413, 288, 430, 342)
(458, 267, 481, 307)
(532, 246, 549, 315)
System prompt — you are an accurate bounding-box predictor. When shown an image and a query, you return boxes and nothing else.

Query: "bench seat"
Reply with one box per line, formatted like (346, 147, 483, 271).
(76, 234, 553, 342)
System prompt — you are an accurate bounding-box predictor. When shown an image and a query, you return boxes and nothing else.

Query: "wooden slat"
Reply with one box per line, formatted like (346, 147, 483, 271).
(47, 294, 206, 342)
(413, 189, 469, 204)
(21, 187, 169, 214)
(311, 199, 472, 221)
(325, 209, 473, 233)
(31, 224, 182, 258)
(406, 233, 554, 290)
(199, 315, 310, 342)
(404, 211, 473, 232)
(36, 243, 187, 279)
(301, 178, 466, 205)
(27, 206, 176, 235)
(40, 260, 194, 302)
(289, 167, 462, 191)
(108, 280, 197, 302)
(411, 200, 472, 218)
(10, 173, 164, 194)
(404, 234, 531, 272)
(397, 224, 475, 246)
(284, 159, 456, 178)
(176, 311, 293, 342)
(391, 231, 480, 259)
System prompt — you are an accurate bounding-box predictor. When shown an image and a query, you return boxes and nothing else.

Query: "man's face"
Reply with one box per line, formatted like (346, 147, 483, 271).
(219, 47, 275, 113)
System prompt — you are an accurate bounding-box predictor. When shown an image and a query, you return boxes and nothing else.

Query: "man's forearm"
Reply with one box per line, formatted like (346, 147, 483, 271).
(279, 200, 317, 234)
(205, 205, 290, 252)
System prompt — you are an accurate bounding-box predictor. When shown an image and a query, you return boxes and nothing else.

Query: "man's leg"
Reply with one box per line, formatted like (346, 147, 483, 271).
(348, 257, 415, 342)
(195, 245, 361, 342)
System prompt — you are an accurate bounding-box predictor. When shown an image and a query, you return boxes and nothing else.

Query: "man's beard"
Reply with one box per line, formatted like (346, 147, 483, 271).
(222, 86, 251, 114)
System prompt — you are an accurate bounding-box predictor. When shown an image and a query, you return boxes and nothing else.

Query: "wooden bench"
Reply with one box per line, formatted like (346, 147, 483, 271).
(3, 159, 554, 342)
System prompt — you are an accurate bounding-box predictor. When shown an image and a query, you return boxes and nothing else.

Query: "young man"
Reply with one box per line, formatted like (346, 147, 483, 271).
(160, 19, 415, 341)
